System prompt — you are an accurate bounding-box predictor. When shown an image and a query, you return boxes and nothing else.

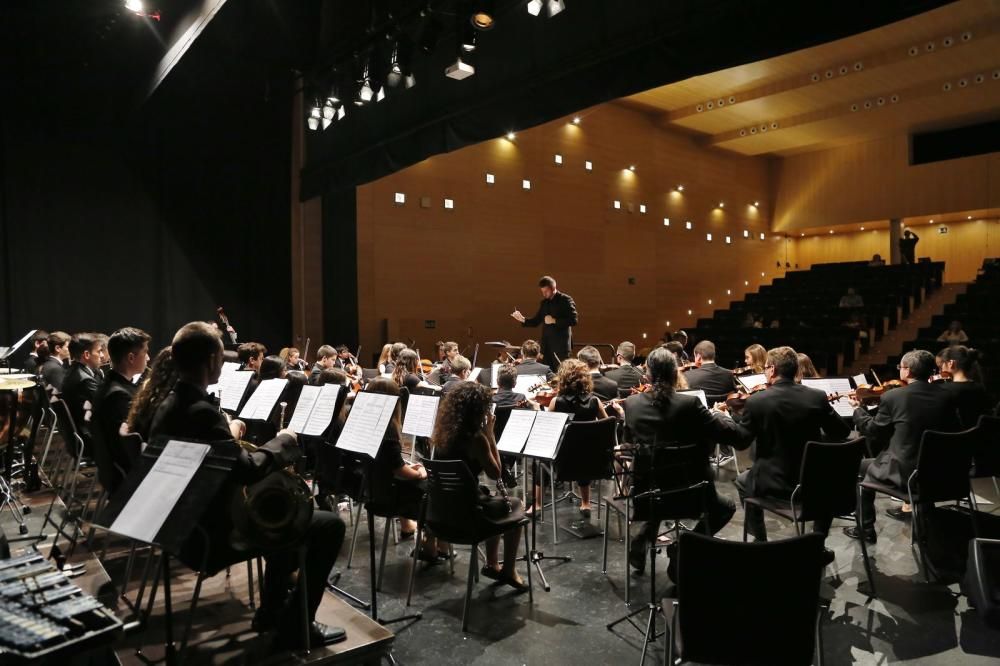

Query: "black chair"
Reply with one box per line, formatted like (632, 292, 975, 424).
(963, 537, 1000, 630)
(606, 442, 712, 661)
(552, 417, 617, 538)
(665, 531, 827, 665)
(405, 458, 532, 631)
(972, 415, 1000, 498)
(858, 427, 979, 594)
(743, 439, 864, 540)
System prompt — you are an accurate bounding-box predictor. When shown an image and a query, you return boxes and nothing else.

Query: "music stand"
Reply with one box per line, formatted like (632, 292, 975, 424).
(0, 329, 36, 373)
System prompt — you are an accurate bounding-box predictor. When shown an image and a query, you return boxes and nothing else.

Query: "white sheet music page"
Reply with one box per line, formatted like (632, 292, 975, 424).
(801, 377, 854, 417)
(491, 363, 500, 389)
(402, 394, 440, 437)
(239, 378, 288, 420)
(737, 373, 767, 391)
(468, 367, 482, 383)
(213, 371, 255, 412)
(336, 391, 398, 457)
(522, 411, 570, 459)
(109, 440, 210, 543)
(513, 374, 545, 398)
(678, 389, 708, 408)
(496, 409, 536, 454)
(287, 385, 321, 434)
(852, 373, 868, 388)
(303, 384, 342, 436)
(207, 362, 240, 397)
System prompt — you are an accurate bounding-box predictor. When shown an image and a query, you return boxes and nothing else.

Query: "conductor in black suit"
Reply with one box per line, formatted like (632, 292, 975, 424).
(149, 321, 346, 648)
(683, 340, 737, 400)
(511, 275, 578, 370)
(843, 349, 960, 543)
(732, 346, 850, 557)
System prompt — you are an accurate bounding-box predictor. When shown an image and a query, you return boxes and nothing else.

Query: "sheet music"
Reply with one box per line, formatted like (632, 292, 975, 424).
(468, 367, 482, 383)
(335, 391, 398, 457)
(678, 389, 708, 408)
(491, 363, 500, 389)
(287, 385, 321, 433)
(522, 411, 570, 459)
(402, 394, 440, 437)
(496, 409, 536, 454)
(302, 384, 342, 436)
(206, 362, 241, 396)
(737, 373, 767, 391)
(852, 373, 868, 388)
(802, 377, 854, 417)
(109, 440, 210, 543)
(239, 378, 288, 420)
(215, 371, 254, 412)
(513, 374, 545, 398)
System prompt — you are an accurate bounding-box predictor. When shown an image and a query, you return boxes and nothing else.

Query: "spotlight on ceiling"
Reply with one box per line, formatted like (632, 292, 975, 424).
(505, 131, 516, 141)
(548, 0, 566, 16)
(308, 103, 321, 131)
(572, 116, 581, 125)
(125, 0, 143, 11)
(526, 0, 543, 16)
(471, 1, 495, 29)
(445, 56, 475, 80)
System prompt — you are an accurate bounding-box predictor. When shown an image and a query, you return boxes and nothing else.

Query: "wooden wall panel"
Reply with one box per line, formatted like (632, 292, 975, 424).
(355, 103, 785, 359)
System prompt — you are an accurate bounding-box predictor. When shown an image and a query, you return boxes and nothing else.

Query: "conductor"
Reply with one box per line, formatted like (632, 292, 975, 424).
(511, 275, 578, 370)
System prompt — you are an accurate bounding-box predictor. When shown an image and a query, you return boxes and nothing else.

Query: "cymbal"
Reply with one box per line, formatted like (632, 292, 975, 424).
(0, 378, 37, 390)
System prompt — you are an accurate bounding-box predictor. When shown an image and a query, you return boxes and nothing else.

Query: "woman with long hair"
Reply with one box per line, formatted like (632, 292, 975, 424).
(376, 344, 393, 375)
(938, 345, 989, 428)
(432, 382, 527, 589)
(796, 353, 820, 381)
(391, 348, 422, 391)
(125, 347, 178, 441)
(743, 344, 767, 374)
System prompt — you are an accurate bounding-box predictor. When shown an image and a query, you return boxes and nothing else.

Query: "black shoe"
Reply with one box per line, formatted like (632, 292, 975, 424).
(821, 548, 836, 566)
(842, 526, 877, 544)
(885, 506, 911, 521)
(628, 547, 646, 575)
(275, 620, 347, 649)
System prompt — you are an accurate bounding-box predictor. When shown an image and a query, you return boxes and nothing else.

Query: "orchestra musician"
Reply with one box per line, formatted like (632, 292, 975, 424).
(731, 346, 850, 561)
(91, 327, 150, 493)
(376, 344, 392, 374)
(603, 341, 644, 391)
(20, 330, 48, 375)
(743, 344, 767, 374)
(149, 321, 346, 647)
(608, 347, 746, 580)
(279, 347, 307, 372)
(391, 348, 423, 392)
(936, 345, 990, 427)
(492, 365, 527, 408)
(514, 339, 553, 379)
(683, 341, 737, 398)
(309, 345, 338, 385)
(384, 342, 407, 375)
(334, 345, 354, 371)
(440, 355, 472, 395)
(669, 330, 690, 363)
(124, 347, 177, 442)
(577, 345, 618, 400)
(61, 332, 107, 456)
(843, 350, 960, 541)
(510, 275, 578, 370)
(796, 353, 820, 381)
(40, 331, 72, 390)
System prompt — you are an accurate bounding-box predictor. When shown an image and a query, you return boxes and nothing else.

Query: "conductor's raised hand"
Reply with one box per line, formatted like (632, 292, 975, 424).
(511, 309, 526, 323)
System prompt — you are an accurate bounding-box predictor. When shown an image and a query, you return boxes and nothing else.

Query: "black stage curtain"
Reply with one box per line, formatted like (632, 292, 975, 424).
(0, 2, 293, 353)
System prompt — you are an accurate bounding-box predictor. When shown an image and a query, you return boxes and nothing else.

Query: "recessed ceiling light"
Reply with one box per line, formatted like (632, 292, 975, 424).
(718, 202, 725, 208)
(753, 201, 759, 207)
(676, 184, 684, 192)
(571, 116, 581, 125)
(967, 215, 972, 219)
(663, 218, 670, 226)
(628, 165, 636, 172)
(860, 226, 865, 230)
(554, 154, 563, 164)
(485, 172, 495, 184)
(585, 160, 593, 171)
(505, 131, 516, 141)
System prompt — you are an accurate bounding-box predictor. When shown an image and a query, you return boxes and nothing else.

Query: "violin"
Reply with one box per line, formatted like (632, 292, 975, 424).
(930, 369, 953, 383)
(528, 381, 558, 408)
(679, 360, 701, 373)
(827, 379, 906, 405)
(723, 384, 767, 411)
(731, 365, 758, 376)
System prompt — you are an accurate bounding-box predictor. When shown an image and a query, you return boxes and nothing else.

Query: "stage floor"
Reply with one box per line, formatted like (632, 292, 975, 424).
(6, 447, 1000, 665)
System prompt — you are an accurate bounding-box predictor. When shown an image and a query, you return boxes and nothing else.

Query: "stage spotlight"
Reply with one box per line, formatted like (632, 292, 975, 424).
(308, 104, 321, 131)
(336, 105, 346, 121)
(460, 22, 478, 52)
(376, 86, 386, 102)
(548, 0, 566, 16)
(506, 131, 516, 140)
(445, 57, 475, 80)
(307, 116, 319, 131)
(322, 117, 332, 130)
(471, 1, 495, 29)
(322, 100, 335, 121)
(572, 116, 581, 124)
(527, 0, 543, 16)
(125, 0, 143, 11)
(405, 73, 417, 88)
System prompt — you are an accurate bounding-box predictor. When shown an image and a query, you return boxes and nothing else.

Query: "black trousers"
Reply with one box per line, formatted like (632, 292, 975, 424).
(262, 510, 346, 621)
(631, 483, 734, 553)
(735, 470, 835, 540)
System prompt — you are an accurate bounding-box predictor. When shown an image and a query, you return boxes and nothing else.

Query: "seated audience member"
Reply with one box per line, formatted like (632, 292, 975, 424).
(391, 348, 422, 392)
(309, 345, 338, 385)
(937, 320, 969, 345)
(61, 332, 107, 454)
(41, 331, 72, 390)
(843, 350, 960, 542)
(732, 347, 850, 561)
(149, 321, 346, 647)
(547, 359, 609, 518)
(92, 327, 150, 492)
(868, 253, 886, 267)
(492, 364, 527, 408)
(684, 340, 736, 399)
(743, 344, 767, 373)
(432, 382, 527, 590)
(796, 353, 821, 381)
(125, 347, 177, 442)
(577, 345, 618, 400)
(515, 339, 552, 378)
(604, 341, 644, 391)
(21, 330, 49, 375)
(238, 342, 267, 373)
(610, 347, 747, 579)
(838, 287, 865, 309)
(937, 345, 990, 428)
(440, 355, 472, 395)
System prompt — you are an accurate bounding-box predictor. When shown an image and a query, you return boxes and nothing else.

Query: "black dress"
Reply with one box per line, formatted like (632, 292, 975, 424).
(446, 437, 523, 524)
(939, 380, 990, 429)
(374, 436, 424, 520)
(550, 393, 602, 487)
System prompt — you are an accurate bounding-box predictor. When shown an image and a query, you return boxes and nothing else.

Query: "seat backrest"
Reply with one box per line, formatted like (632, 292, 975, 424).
(916, 427, 977, 502)
(677, 531, 824, 665)
(553, 417, 617, 483)
(50, 398, 79, 440)
(423, 458, 486, 544)
(973, 415, 1000, 478)
(631, 442, 709, 523)
(398, 386, 410, 420)
(492, 405, 516, 440)
(797, 439, 865, 519)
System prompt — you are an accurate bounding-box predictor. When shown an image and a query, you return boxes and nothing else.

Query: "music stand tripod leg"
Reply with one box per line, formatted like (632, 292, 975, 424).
(528, 457, 571, 592)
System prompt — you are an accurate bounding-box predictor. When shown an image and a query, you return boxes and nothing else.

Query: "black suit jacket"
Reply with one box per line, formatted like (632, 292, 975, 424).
(22, 353, 39, 375)
(624, 391, 748, 478)
(735, 379, 851, 498)
(493, 389, 526, 408)
(92, 370, 138, 492)
(515, 360, 553, 380)
(684, 363, 736, 400)
(41, 356, 68, 390)
(590, 372, 619, 401)
(854, 380, 960, 489)
(61, 362, 101, 443)
(149, 380, 300, 567)
(521, 291, 578, 367)
(605, 364, 644, 392)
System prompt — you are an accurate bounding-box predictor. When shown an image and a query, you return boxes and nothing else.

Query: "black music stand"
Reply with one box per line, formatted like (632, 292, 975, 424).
(99, 438, 240, 666)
